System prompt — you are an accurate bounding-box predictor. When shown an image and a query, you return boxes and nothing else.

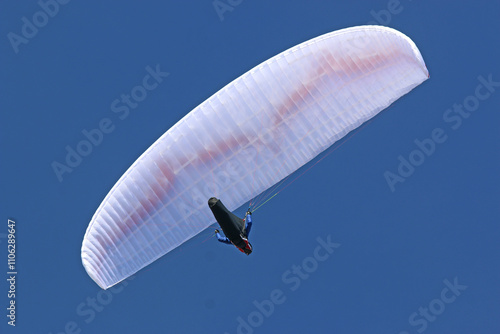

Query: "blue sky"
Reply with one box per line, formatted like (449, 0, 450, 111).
(1, 1, 499, 333)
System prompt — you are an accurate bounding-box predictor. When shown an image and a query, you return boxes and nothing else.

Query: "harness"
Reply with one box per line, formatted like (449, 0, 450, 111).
(233, 234, 252, 254)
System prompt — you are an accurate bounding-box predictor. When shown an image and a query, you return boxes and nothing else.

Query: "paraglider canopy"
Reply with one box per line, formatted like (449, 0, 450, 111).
(81, 25, 429, 289)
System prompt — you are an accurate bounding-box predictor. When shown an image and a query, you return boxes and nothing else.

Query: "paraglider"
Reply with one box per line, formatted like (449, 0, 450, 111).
(81, 25, 429, 289)
(209, 197, 253, 255)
